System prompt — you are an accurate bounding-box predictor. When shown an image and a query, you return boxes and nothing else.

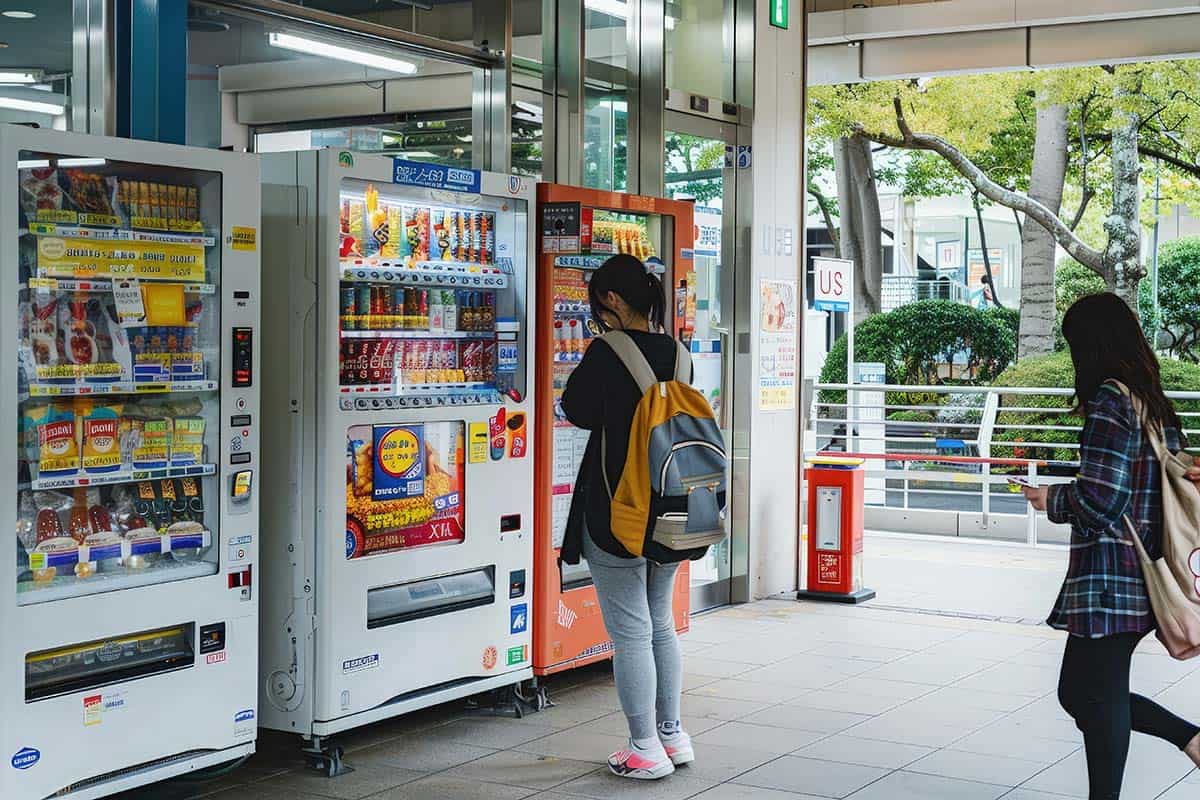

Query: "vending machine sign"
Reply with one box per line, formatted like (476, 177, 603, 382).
(372, 424, 425, 501)
(346, 422, 466, 559)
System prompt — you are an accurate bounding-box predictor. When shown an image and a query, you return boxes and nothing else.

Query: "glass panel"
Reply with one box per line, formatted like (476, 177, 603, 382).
(665, 0, 736, 103)
(336, 177, 528, 408)
(25, 624, 194, 702)
(16, 152, 223, 604)
(346, 421, 466, 560)
(664, 130, 732, 601)
(512, 88, 545, 180)
(583, 3, 629, 191)
(0, 3, 72, 130)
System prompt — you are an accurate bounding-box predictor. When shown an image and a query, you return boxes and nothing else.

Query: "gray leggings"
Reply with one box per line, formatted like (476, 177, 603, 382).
(582, 533, 683, 741)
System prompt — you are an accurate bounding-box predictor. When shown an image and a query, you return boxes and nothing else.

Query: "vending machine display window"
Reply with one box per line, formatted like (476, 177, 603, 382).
(336, 179, 528, 410)
(345, 421, 466, 559)
(14, 152, 224, 604)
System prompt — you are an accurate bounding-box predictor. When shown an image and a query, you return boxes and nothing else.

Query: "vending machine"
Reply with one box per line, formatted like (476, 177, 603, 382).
(533, 185, 694, 679)
(259, 151, 535, 772)
(2, 127, 260, 800)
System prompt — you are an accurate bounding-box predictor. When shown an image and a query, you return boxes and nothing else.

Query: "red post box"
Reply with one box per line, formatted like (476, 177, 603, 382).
(797, 462, 876, 604)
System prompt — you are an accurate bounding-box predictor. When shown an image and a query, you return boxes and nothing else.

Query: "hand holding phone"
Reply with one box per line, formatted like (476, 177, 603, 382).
(1007, 477, 1033, 488)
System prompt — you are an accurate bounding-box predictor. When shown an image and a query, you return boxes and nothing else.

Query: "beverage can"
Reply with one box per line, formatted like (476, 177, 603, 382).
(392, 287, 405, 330)
(356, 285, 372, 329)
(340, 287, 357, 330)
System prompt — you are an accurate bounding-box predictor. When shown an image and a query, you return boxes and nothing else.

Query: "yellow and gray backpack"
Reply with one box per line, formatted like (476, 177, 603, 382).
(602, 331, 728, 563)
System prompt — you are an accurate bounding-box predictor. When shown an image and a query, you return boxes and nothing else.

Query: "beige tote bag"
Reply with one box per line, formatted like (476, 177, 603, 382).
(1119, 385, 1200, 660)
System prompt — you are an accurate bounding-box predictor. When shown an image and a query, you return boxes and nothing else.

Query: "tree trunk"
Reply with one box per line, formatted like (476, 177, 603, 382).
(833, 137, 866, 312)
(1018, 101, 1069, 357)
(1104, 86, 1143, 309)
(972, 192, 1003, 309)
(847, 135, 883, 322)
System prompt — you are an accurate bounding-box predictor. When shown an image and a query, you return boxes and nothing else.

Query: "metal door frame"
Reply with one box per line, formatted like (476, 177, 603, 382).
(664, 108, 745, 612)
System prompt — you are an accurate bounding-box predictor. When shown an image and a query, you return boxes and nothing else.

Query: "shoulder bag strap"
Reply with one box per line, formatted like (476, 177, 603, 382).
(673, 339, 691, 384)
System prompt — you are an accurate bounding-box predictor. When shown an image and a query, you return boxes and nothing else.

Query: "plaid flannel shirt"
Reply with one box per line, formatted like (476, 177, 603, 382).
(1046, 381, 1184, 638)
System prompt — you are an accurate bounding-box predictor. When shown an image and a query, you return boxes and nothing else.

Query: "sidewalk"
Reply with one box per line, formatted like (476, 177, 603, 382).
(118, 537, 1200, 800)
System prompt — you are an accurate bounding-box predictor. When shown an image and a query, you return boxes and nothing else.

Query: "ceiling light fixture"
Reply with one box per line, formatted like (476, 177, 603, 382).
(2, 10, 36, 18)
(0, 95, 64, 115)
(268, 32, 417, 75)
(0, 71, 39, 84)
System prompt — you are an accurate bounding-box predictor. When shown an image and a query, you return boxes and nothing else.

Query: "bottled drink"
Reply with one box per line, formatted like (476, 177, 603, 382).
(442, 289, 458, 332)
(429, 289, 444, 332)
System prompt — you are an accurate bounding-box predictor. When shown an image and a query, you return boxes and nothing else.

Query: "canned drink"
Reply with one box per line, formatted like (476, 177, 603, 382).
(471, 213, 483, 263)
(340, 287, 357, 330)
(356, 285, 372, 330)
(392, 286, 406, 330)
(416, 289, 429, 330)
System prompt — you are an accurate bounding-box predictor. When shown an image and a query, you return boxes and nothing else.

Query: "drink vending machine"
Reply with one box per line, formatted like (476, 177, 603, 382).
(259, 151, 535, 774)
(532, 185, 694, 682)
(2, 128, 261, 800)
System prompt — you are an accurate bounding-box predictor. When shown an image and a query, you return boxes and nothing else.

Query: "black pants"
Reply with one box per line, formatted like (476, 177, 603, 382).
(1058, 631, 1200, 800)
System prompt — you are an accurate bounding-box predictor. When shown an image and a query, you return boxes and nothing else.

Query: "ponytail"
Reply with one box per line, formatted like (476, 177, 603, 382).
(588, 254, 668, 333)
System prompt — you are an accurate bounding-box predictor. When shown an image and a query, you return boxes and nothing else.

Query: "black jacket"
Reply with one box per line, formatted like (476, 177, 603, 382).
(559, 330, 687, 563)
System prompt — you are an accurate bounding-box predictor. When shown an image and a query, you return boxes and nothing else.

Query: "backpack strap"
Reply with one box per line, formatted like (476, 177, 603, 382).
(674, 339, 691, 383)
(601, 331, 658, 394)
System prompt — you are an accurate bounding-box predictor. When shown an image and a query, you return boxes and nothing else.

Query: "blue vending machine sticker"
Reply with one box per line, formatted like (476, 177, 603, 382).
(392, 158, 482, 193)
(11, 747, 39, 770)
(510, 603, 528, 634)
(372, 424, 426, 501)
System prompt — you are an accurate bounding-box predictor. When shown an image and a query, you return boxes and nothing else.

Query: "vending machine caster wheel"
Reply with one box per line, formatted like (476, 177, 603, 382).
(303, 741, 352, 778)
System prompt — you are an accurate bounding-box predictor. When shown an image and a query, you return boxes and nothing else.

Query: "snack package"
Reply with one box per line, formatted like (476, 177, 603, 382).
(79, 400, 124, 474)
(434, 210, 453, 261)
(364, 184, 385, 258)
(34, 403, 79, 475)
(132, 417, 172, 469)
(62, 170, 118, 221)
(29, 293, 59, 369)
(382, 205, 402, 260)
(18, 167, 67, 222)
(171, 417, 205, 466)
(346, 198, 366, 259)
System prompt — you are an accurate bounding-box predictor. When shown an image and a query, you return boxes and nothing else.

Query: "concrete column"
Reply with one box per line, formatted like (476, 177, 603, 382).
(746, 0, 806, 599)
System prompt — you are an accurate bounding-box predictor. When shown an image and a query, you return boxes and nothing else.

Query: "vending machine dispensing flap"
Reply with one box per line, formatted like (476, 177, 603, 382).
(25, 624, 195, 702)
(367, 567, 496, 629)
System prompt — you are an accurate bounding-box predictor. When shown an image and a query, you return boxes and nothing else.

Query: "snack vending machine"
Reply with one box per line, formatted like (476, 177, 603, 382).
(2, 127, 260, 800)
(260, 151, 535, 772)
(533, 185, 693, 679)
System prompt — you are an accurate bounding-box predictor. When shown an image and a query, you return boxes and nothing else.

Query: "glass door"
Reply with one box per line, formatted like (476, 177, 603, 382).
(664, 116, 736, 612)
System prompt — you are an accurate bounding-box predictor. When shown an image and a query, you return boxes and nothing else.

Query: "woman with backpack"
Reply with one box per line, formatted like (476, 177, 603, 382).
(1020, 293, 1200, 799)
(559, 254, 695, 780)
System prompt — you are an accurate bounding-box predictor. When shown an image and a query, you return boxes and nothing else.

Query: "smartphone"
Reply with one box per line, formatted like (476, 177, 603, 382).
(1007, 477, 1034, 488)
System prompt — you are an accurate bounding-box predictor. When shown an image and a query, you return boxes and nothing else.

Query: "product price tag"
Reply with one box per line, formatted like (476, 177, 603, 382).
(112, 278, 147, 327)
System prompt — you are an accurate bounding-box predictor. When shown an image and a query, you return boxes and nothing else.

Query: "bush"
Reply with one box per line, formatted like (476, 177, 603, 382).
(1153, 237, 1200, 362)
(817, 300, 1016, 415)
(990, 351, 1200, 461)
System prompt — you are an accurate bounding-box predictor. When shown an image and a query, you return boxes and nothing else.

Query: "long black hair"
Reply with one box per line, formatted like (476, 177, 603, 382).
(1062, 292, 1181, 433)
(587, 254, 667, 332)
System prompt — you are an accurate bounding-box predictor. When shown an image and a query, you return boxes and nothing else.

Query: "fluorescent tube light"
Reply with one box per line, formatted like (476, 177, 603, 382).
(397, 151, 436, 158)
(0, 71, 38, 84)
(268, 32, 417, 75)
(18, 158, 107, 169)
(0, 96, 64, 115)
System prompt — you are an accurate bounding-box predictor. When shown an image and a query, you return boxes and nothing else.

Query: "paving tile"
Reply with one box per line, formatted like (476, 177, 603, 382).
(1157, 778, 1200, 799)
(688, 678, 810, 704)
(576, 710, 724, 738)
(346, 738, 496, 773)
(688, 785, 834, 800)
(843, 770, 1008, 800)
(694, 721, 826, 754)
(949, 728, 1080, 765)
(554, 768, 719, 799)
(784, 689, 903, 716)
(953, 663, 1060, 698)
(672, 742, 780, 783)
(904, 686, 1033, 714)
(865, 653, 997, 686)
(1019, 734, 1195, 799)
(424, 717, 560, 749)
(843, 712, 973, 749)
(681, 693, 771, 721)
(684, 672, 722, 692)
(521, 702, 615, 730)
(737, 704, 872, 735)
(1000, 791, 1083, 800)
(202, 787, 340, 800)
(368, 775, 538, 799)
(682, 657, 764, 679)
(793, 734, 934, 770)
(907, 749, 1046, 786)
(515, 729, 629, 765)
(733, 755, 887, 798)
(801, 641, 916, 663)
(443, 749, 599, 790)
(251, 764, 426, 799)
(824, 676, 936, 702)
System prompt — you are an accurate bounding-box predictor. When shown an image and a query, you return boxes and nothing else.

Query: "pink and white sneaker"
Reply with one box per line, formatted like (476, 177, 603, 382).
(607, 741, 676, 780)
(661, 731, 695, 766)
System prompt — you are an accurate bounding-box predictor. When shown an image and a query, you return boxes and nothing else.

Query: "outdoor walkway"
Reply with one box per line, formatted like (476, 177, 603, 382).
(120, 536, 1200, 800)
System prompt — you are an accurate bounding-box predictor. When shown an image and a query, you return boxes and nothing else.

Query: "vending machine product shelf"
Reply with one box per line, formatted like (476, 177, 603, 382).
(259, 152, 535, 768)
(3, 128, 260, 800)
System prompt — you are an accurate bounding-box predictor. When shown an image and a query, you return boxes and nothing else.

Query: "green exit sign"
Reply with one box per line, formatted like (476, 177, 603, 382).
(770, 0, 789, 29)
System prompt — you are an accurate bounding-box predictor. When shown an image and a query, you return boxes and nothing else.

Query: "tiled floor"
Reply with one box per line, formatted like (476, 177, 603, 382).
(116, 536, 1200, 799)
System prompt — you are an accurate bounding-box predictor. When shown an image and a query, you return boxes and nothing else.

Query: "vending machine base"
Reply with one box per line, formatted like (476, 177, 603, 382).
(796, 588, 876, 604)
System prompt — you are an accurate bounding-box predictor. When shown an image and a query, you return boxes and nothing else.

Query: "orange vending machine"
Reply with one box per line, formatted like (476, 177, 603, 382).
(533, 185, 695, 679)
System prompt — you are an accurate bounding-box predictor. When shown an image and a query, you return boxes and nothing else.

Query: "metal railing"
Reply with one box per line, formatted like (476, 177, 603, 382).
(881, 275, 970, 312)
(808, 382, 1200, 545)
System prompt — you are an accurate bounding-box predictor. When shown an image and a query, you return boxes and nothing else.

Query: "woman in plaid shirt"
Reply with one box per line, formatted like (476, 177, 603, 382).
(1021, 293, 1200, 799)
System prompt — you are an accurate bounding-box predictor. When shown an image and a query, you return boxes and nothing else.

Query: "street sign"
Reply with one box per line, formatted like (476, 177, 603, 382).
(813, 257, 852, 313)
(770, 0, 789, 29)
